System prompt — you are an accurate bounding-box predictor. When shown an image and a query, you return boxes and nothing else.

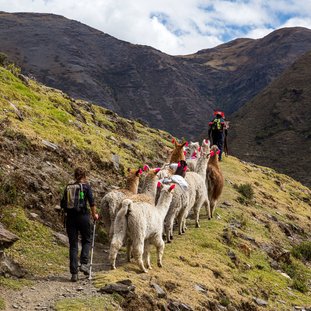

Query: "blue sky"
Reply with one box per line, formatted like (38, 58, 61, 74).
(1, 0, 311, 55)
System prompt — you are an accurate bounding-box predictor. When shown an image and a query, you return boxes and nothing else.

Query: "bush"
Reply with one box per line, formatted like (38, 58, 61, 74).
(0, 52, 8, 66)
(234, 183, 254, 204)
(292, 241, 311, 261)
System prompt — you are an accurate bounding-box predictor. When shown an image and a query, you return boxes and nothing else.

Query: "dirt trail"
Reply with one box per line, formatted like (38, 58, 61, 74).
(1, 243, 112, 311)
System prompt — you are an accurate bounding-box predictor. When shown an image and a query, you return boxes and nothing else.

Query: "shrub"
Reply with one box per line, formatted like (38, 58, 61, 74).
(234, 183, 254, 204)
(292, 241, 311, 261)
(0, 52, 8, 66)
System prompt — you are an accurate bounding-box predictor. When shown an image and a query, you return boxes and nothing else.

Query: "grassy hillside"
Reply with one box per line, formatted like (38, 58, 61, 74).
(0, 66, 310, 310)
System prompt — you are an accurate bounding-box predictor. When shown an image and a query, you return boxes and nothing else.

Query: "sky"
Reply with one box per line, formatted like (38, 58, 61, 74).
(1, 0, 311, 55)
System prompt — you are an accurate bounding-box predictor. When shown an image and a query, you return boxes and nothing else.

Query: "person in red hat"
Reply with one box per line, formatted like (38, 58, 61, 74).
(208, 111, 226, 161)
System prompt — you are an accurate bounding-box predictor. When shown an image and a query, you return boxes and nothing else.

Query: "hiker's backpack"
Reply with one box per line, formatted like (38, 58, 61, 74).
(65, 183, 86, 212)
(211, 118, 224, 132)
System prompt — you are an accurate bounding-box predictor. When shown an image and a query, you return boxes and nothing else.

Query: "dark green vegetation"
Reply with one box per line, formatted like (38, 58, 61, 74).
(0, 66, 310, 310)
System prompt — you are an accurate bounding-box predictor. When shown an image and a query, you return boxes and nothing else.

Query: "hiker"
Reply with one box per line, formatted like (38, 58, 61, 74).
(61, 167, 98, 282)
(208, 110, 227, 161)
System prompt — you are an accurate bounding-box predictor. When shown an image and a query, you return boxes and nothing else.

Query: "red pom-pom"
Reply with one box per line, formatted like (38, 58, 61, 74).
(183, 166, 188, 171)
(183, 151, 187, 156)
(216, 150, 220, 155)
(171, 138, 175, 144)
(169, 184, 176, 191)
(178, 162, 181, 167)
(185, 141, 189, 147)
(198, 146, 201, 152)
(143, 164, 150, 171)
(138, 168, 143, 175)
(157, 181, 162, 188)
(210, 151, 215, 157)
(154, 168, 161, 173)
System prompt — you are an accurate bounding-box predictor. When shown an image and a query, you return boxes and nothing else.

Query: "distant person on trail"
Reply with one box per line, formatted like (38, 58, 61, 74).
(61, 167, 99, 282)
(208, 110, 228, 161)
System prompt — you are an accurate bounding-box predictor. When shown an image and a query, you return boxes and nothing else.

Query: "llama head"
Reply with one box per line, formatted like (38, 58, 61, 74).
(127, 167, 143, 177)
(170, 140, 187, 163)
(209, 145, 220, 159)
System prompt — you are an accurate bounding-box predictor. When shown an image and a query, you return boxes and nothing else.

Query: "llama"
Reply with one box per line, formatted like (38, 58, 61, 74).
(100, 167, 143, 240)
(169, 139, 187, 163)
(109, 183, 175, 272)
(186, 139, 210, 172)
(206, 145, 224, 217)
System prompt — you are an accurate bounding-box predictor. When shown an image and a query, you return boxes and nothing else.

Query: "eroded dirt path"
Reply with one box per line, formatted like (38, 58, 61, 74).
(1, 243, 112, 311)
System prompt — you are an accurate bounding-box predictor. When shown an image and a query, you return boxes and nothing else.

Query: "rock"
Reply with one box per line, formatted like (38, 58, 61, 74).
(222, 201, 233, 207)
(0, 223, 19, 249)
(12, 304, 19, 309)
(151, 282, 167, 298)
(0, 251, 26, 277)
(168, 300, 193, 311)
(29, 212, 39, 219)
(53, 232, 69, 245)
(194, 283, 208, 294)
(42, 140, 58, 151)
(277, 271, 291, 279)
(112, 154, 120, 170)
(117, 279, 133, 286)
(253, 297, 268, 307)
(98, 282, 135, 297)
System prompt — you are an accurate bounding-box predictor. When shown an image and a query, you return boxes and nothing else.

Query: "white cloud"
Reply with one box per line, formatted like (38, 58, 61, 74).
(0, 0, 310, 55)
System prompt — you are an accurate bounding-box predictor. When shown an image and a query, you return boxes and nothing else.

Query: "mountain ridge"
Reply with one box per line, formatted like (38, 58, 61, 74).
(1, 12, 311, 140)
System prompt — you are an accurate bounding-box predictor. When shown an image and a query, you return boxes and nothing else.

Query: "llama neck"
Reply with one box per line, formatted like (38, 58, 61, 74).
(155, 193, 172, 218)
(141, 174, 158, 198)
(195, 155, 209, 180)
(125, 175, 140, 194)
(208, 156, 219, 168)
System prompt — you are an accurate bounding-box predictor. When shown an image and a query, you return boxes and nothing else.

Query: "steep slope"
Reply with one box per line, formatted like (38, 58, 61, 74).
(0, 66, 310, 310)
(230, 51, 311, 187)
(1, 12, 311, 139)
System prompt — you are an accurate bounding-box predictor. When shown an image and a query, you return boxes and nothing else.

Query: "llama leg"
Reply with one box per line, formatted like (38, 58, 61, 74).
(109, 240, 122, 270)
(205, 198, 211, 220)
(126, 239, 132, 262)
(155, 237, 165, 268)
(132, 240, 147, 273)
(143, 242, 152, 270)
(210, 200, 216, 218)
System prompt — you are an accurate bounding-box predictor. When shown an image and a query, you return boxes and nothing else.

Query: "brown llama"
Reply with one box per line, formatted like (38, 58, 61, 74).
(169, 139, 187, 163)
(206, 145, 224, 217)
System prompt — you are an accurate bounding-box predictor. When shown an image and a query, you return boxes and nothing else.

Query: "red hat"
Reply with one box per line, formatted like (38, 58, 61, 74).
(213, 110, 225, 118)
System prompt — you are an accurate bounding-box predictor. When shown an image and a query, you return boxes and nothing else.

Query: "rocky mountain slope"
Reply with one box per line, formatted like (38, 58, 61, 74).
(0, 66, 310, 310)
(230, 51, 311, 188)
(1, 12, 311, 140)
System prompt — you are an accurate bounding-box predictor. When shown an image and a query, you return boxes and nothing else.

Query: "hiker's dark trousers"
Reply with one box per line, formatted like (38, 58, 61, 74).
(212, 132, 224, 160)
(66, 213, 91, 274)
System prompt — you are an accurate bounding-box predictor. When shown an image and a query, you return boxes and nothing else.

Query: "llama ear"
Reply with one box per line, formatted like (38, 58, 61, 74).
(157, 181, 163, 188)
(143, 164, 150, 171)
(169, 184, 176, 192)
(181, 141, 188, 148)
(154, 168, 161, 174)
(136, 168, 143, 176)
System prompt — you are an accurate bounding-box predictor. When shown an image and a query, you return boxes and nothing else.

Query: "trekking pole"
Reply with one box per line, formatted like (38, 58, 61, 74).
(89, 220, 96, 280)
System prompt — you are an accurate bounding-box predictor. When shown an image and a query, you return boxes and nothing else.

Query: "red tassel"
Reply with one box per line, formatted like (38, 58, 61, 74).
(198, 146, 201, 152)
(210, 151, 215, 157)
(138, 168, 143, 175)
(183, 166, 188, 171)
(169, 184, 176, 191)
(216, 150, 220, 155)
(171, 138, 175, 144)
(178, 162, 181, 167)
(157, 181, 162, 188)
(154, 168, 161, 173)
(143, 164, 150, 171)
(183, 151, 187, 156)
(185, 141, 189, 147)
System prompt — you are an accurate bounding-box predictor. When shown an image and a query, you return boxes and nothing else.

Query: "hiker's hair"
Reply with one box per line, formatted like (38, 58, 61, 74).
(74, 167, 86, 182)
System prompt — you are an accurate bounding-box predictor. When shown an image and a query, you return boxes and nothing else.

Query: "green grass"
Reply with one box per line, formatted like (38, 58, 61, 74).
(0, 297, 5, 310)
(0, 206, 67, 276)
(54, 296, 121, 311)
(0, 276, 32, 290)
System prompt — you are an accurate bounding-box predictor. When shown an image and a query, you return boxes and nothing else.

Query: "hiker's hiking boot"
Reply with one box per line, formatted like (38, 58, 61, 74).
(79, 264, 90, 276)
(71, 274, 78, 282)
